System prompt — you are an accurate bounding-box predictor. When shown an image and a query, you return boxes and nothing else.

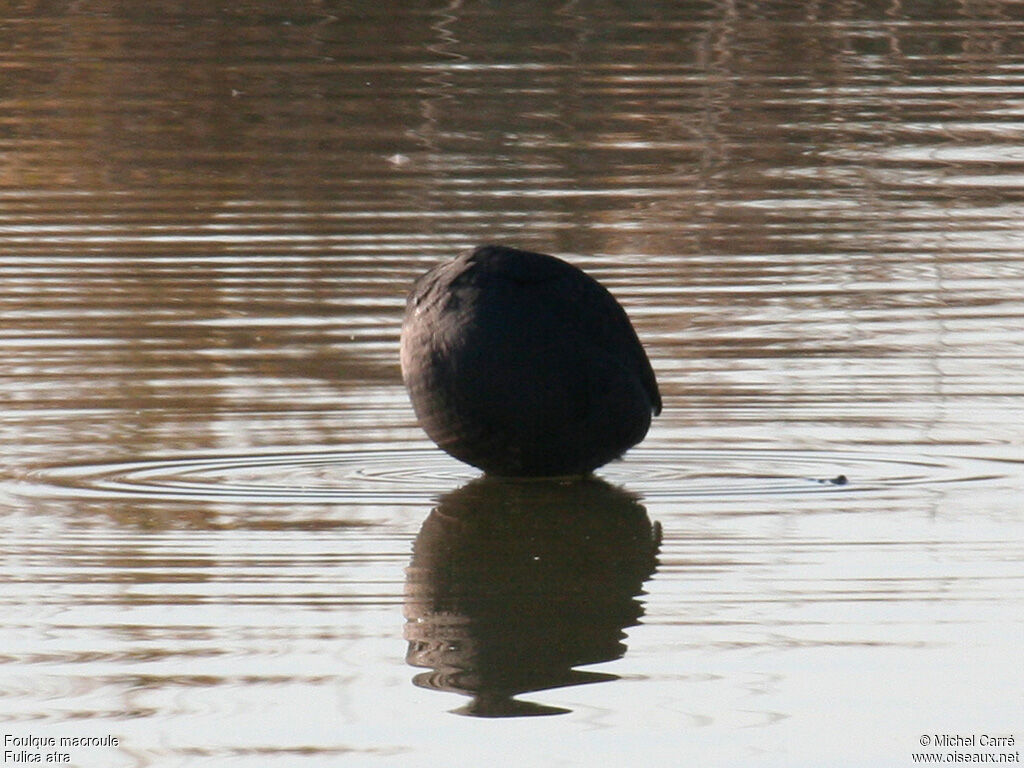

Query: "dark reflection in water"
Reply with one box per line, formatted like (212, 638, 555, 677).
(404, 476, 660, 717)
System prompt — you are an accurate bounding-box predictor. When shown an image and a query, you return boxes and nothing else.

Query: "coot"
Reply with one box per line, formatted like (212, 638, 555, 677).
(400, 244, 661, 477)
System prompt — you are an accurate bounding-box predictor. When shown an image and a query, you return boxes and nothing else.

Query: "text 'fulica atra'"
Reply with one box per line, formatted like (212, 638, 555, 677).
(400, 244, 661, 477)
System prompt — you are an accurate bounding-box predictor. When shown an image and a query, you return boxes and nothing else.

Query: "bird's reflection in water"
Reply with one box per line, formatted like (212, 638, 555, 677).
(404, 475, 660, 717)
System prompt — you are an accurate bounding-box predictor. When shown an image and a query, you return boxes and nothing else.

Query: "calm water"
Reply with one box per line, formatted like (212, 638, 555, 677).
(2, 2, 1023, 766)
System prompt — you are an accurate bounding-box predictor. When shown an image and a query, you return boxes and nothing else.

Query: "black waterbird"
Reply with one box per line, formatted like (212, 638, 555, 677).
(400, 245, 661, 477)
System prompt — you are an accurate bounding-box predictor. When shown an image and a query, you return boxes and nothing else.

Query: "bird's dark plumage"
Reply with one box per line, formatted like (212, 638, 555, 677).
(400, 244, 661, 477)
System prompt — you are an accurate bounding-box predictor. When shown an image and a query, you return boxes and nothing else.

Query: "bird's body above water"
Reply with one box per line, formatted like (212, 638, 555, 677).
(400, 244, 661, 477)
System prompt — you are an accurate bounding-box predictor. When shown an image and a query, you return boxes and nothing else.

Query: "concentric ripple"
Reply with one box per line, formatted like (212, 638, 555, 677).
(30, 448, 475, 505)
(599, 448, 1004, 499)
(20, 447, 1005, 506)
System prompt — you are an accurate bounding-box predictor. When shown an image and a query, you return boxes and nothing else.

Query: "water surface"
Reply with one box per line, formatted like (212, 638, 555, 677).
(2, 2, 1023, 766)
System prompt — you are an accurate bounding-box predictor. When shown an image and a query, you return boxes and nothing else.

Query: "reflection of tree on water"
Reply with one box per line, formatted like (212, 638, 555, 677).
(404, 475, 660, 717)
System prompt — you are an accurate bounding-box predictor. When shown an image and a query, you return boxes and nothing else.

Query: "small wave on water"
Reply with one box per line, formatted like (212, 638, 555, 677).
(13, 447, 1007, 507)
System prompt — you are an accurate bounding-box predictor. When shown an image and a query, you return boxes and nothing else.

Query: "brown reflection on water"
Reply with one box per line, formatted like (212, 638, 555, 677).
(1, 3, 435, 192)
(0, 254, 405, 475)
(404, 476, 660, 717)
(5, 1, 1023, 204)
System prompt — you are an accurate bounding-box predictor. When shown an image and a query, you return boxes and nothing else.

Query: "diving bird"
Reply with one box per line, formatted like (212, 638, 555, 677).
(400, 244, 661, 477)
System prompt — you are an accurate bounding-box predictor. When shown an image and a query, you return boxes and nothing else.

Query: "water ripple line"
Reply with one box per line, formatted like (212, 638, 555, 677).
(13, 447, 1004, 506)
